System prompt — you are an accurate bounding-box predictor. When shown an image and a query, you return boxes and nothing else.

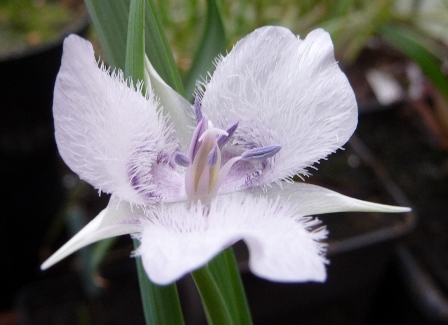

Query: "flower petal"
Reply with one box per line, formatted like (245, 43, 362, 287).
(135, 192, 327, 285)
(144, 56, 195, 150)
(254, 182, 411, 215)
(54, 35, 182, 204)
(201, 26, 357, 185)
(41, 197, 142, 270)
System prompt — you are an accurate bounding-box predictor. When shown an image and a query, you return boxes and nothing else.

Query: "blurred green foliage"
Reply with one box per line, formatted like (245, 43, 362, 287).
(0, 0, 85, 55)
(156, 0, 448, 70)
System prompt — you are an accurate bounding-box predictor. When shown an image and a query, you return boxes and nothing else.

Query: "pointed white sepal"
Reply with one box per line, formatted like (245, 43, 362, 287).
(256, 182, 411, 216)
(41, 197, 142, 270)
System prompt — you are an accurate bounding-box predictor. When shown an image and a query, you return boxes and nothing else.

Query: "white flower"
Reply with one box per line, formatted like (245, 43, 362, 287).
(41, 26, 410, 285)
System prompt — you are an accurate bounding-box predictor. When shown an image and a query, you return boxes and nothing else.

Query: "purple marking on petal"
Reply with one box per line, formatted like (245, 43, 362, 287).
(189, 117, 206, 161)
(217, 121, 239, 148)
(207, 144, 219, 166)
(128, 161, 158, 202)
(194, 95, 203, 124)
(157, 152, 175, 168)
(174, 151, 191, 167)
(125, 138, 168, 203)
(241, 145, 282, 161)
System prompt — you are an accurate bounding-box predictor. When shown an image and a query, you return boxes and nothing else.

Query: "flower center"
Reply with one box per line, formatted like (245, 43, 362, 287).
(173, 97, 281, 201)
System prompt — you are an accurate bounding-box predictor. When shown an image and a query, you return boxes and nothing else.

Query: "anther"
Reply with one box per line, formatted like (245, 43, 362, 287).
(174, 152, 191, 167)
(241, 145, 282, 161)
(217, 121, 239, 148)
(207, 145, 219, 166)
(198, 127, 228, 142)
(189, 117, 206, 160)
(194, 95, 203, 123)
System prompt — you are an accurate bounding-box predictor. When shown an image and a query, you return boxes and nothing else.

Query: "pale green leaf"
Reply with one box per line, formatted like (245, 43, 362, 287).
(183, 0, 226, 100)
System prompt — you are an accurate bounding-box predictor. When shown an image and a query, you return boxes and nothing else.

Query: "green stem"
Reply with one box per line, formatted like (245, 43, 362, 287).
(133, 240, 185, 325)
(207, 248, 253, 325)
(191, 265, 233, 325)
(192, 247, 252, 325)
(221, 248, 252, 325)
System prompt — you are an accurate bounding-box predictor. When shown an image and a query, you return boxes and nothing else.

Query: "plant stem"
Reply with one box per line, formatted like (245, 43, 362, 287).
(191, 264, 233, 325)
(134, 240, 185, 325)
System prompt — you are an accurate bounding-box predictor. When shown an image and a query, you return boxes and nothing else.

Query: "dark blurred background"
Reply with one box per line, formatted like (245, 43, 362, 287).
(1, 0, 448, 324)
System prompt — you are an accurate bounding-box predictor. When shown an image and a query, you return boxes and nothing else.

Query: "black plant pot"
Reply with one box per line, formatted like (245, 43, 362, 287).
(0, 13, 90, 310)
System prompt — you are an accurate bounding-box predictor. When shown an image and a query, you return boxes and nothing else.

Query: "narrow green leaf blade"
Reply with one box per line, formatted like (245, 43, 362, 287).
(183, 0, 227, 100)
(83, 0, 129, 69)
(191, 265, 233, 325)
(145, 0, 185, 94)
(84, 0, 184, 92)
(133, 240, 185, 325)
(208, 248, 253, 325)
(125, 0, 145, 84)
(380, 24, 448, 101)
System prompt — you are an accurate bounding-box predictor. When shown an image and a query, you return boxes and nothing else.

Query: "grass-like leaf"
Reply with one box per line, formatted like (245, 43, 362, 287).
(84, 0, 183, 93)
(208, 248, 253, 325)
(192, 264, 233, 325)
(380, 24, 448, 101)
(183, 0, 226, 100)
(133, 241, 185, 325)
(125, 0, 145, 84)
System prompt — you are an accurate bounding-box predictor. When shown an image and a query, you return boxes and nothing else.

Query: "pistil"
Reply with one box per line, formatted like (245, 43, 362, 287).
(174, 106, 281, 200)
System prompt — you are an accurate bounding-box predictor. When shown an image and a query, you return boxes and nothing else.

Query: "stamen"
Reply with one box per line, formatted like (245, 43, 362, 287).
(174, 152, 191, 167)
(198, 127, 228, 142)
(184, 111, 263, 200)
(194, 95, 203, 123)
(207, 144, 219, 166)
(189, 117, 206, 161)
(208, 156, 242, 197)
(241, 145, 282, 161)
(217, 121, 239, 148)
